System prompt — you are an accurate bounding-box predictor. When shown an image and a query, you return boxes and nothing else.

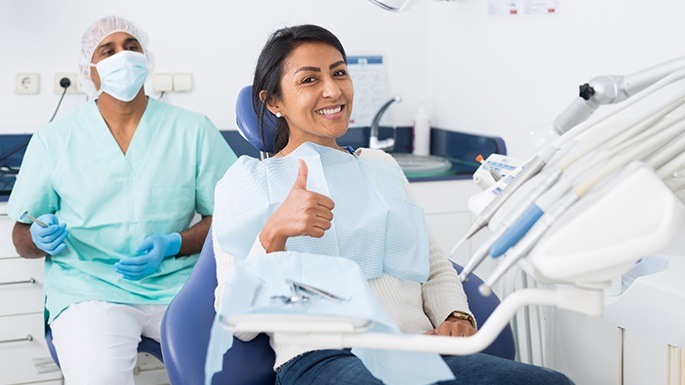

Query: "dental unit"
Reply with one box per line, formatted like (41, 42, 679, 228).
(455, 61, 685, 282)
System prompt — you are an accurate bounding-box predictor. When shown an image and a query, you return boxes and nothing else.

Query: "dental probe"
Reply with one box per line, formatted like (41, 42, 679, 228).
(476, 154, 503, 181)
(488, 176, 571, 258)
(479, 192, 579, 296)
(457, 168, 562, 281)
(20, 211, 48, 227)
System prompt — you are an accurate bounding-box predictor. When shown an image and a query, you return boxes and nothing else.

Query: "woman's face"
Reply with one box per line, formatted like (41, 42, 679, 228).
(270, 41, 353, 149)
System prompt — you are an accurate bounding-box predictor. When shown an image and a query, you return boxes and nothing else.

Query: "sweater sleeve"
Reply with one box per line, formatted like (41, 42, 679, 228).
(421, 232, 475, 328)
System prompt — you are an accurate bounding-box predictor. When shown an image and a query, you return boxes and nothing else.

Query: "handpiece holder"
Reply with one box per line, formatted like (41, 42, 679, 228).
(553, 56, 685, 134)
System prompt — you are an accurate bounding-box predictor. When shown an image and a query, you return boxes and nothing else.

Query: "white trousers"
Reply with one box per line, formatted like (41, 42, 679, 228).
(50, 300, 167, 385)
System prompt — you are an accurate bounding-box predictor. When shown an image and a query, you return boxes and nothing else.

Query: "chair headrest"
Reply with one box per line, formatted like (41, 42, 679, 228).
(235, 85, 278, 154)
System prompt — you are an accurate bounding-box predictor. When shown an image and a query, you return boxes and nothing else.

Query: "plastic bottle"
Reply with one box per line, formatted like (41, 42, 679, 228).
(413, 101, 430, 156)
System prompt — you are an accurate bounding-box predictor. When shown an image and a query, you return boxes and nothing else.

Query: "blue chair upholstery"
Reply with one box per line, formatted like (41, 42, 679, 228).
(452, 264, 516, 360)
(161, 230, 276, 385)
(235, 85, 277, 154)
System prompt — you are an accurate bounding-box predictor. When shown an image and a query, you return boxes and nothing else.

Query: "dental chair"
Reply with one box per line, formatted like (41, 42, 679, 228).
(159, 85, 515, 385)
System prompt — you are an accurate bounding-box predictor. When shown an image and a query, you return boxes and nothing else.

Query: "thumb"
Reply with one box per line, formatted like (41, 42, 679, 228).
(292, 159, 308, 190)
(136, 237, 154, 254)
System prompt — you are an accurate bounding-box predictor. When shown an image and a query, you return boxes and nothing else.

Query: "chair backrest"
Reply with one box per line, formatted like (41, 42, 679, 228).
(235, 85, 278, 154)
(160, 230, 276, 385)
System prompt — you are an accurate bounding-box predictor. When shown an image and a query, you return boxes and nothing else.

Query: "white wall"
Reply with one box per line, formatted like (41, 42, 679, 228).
(0, 0, 426, 134)
(2, 0, 685, 158)
(425, 0, 685, 157)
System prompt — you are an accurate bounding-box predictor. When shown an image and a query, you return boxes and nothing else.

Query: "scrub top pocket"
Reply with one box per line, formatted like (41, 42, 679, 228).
(147, 186, 195, 222)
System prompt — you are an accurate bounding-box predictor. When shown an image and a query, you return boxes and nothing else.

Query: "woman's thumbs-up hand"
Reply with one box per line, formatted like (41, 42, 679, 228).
(260, 159, 335, 252)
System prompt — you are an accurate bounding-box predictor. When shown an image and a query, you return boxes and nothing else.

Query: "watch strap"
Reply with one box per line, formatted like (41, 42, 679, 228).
(447, 310, 476, 328)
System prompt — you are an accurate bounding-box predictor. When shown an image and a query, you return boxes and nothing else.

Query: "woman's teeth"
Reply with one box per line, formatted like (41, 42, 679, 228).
(316, 106, 342, 115)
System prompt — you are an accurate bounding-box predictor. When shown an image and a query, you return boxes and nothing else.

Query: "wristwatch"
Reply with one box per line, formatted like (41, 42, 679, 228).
(447, 310, 476, 328)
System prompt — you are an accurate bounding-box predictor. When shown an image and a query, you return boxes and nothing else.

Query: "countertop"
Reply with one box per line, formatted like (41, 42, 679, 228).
(0, 127, 506, 200)
(225, 126, 506, 182)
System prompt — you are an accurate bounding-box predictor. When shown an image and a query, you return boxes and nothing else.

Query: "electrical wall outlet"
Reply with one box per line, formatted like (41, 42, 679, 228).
(54, 72, 82, 94)
(151, 73, 194, 94)
(16, 73, 40, 94)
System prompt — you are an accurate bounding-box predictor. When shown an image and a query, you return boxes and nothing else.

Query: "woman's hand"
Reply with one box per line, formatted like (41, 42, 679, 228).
(425, 319, 477, 337)
(260, 159, 335, 252)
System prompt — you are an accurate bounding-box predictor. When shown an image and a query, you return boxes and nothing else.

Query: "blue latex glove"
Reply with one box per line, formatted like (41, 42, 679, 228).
(29, 214, 69, 256)
(115, 233, 182, 280)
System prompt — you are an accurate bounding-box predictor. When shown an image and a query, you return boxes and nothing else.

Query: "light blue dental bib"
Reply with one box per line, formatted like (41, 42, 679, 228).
(206, 252, 455, 385)
(213, 142, 429, 282)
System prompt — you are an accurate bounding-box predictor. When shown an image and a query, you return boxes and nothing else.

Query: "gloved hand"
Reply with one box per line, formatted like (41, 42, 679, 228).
(29, 214, 69, 256)
(115, 233, 182, 280)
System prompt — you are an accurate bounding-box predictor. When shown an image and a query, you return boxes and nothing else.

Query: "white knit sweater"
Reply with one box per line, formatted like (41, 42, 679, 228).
(213, 148, 473, 369)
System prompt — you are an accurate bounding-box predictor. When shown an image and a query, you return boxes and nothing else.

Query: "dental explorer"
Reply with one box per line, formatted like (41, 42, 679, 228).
(20, 211, 48, 227)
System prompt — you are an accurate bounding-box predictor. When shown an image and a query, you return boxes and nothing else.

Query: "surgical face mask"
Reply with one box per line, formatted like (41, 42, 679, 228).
(91, 50, 148, 102)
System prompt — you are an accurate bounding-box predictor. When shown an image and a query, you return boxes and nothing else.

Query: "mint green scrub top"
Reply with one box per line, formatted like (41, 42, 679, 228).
(6, 98, 237, 324)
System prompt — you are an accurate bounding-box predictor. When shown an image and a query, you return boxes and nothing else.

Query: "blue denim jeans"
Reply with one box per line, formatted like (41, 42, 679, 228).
(276, 349, 574, 385)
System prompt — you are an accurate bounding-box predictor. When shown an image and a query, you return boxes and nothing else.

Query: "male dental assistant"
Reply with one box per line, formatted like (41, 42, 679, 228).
(7, 15, 236, 384)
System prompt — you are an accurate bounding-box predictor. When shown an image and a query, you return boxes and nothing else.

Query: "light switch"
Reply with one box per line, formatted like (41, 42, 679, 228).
(153, 73, 173, 92)
(16, 73, 40, 94)
(173, 73, 193, 92)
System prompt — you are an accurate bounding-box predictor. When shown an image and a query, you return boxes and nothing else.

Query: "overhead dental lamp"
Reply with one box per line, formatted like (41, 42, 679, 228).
(367, 0, 417, 12)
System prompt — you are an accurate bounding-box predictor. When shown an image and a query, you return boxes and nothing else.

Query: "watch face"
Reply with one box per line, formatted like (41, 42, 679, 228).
(450, 311, 474, 326)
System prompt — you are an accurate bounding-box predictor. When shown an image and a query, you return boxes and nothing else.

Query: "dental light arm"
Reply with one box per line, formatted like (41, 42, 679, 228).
(553, 56, 685, 135)
(367, 0, 417, 12)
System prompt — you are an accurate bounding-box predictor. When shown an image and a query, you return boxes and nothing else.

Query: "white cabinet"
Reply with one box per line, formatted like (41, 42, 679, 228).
(546, 254, 685, 384)
(0, 202, 169, 385)
(408, 178, 495, 277)
(0, 202, 63, 385)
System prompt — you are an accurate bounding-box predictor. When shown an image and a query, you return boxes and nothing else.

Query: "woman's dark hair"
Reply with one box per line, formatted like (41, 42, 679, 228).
(252, 24, 347, 154)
